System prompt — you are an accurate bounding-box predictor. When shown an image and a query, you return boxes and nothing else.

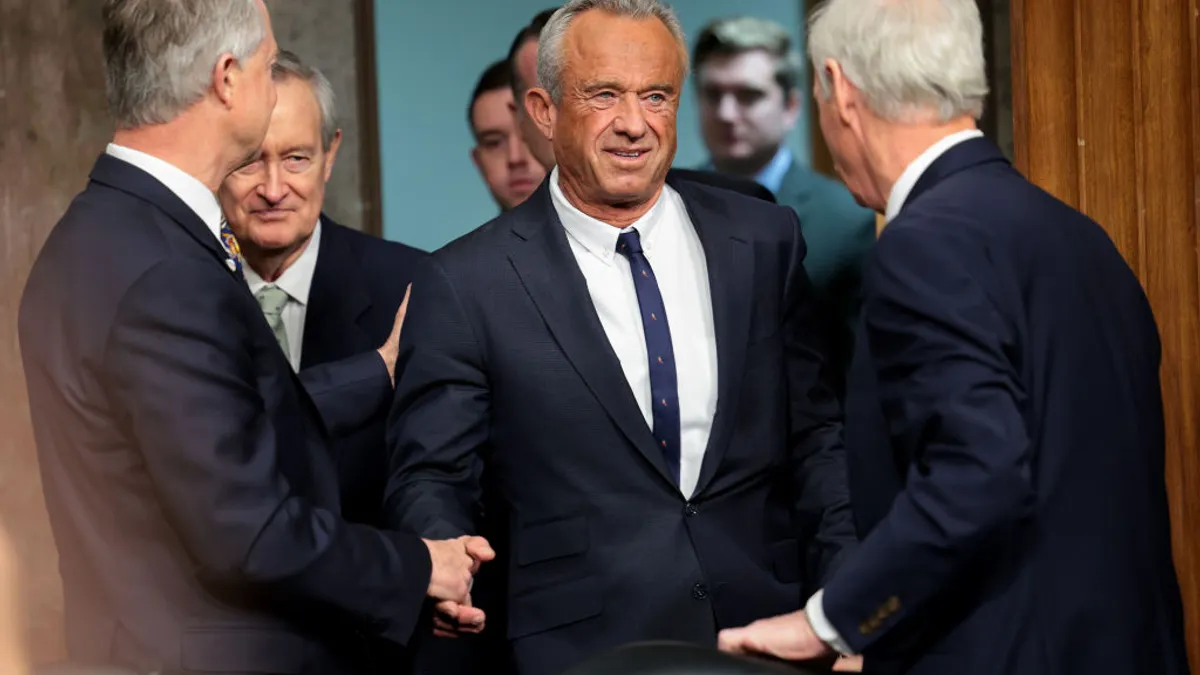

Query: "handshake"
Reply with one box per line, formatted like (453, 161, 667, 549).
(423, 536, 495, 637)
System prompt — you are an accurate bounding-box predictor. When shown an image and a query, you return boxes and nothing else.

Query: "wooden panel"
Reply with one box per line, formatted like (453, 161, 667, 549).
(1012, 0, 1200, 670)
(354, 0, 383, 237)
(270, 0, 377, 233)
(0, 0, 111, 664)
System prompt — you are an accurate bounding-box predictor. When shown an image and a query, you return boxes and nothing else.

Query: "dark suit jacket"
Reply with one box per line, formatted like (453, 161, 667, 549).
(385, 175, 855, 675)
(774, 163, 876, 395)
(669, 167, 776, 203)
(18, 155, 432, 675)
(826, 138, 1188, 675)
(300, 215, 425, 526)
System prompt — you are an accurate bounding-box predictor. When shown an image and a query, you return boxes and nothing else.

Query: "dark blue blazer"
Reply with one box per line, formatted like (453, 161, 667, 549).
(18, 154, 432, 674)
(300, 216, 426, 526)
(826, 138, 1188, 675)
(385, 175, 855, 675)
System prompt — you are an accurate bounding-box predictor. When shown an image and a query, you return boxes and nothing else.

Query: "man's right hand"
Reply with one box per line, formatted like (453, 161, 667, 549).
(423, 535, 494, 602)
(423, 536, 494, 636)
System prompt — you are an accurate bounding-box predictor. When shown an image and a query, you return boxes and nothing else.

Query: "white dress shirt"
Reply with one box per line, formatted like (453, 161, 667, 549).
(105, 143, 224, 243)
(549, 167, 718, 498)
(883, 129, 985, 223)
(806, 127, 987, 656)
(243, 220, 322, 371)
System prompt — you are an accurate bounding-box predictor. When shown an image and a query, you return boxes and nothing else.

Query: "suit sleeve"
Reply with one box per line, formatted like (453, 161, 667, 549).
(383, 256, 486, 539)
(104, 258, 431, 646)
(781, 208, 858, 587)
(299, 351, 391, 437)
(821, 222, 1032, 653)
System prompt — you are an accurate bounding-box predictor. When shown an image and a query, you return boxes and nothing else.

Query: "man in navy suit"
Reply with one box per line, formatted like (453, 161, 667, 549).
(385, 2, 855, 675)
(19, 3, 487, 673)
(718, 1, 1189, 674)
(219, 50, 426, 528)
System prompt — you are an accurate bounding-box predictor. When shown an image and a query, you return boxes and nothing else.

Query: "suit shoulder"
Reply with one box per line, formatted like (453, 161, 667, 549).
(426, 208, 516, 270)
(675, 180, 800, 244)
(322, 218, 427, 278)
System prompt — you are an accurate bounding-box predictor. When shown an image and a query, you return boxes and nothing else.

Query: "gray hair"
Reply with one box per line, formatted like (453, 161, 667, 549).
(537, 0, 689, 103)
(102, 0, 266, 129)
(808, 0, 988, 123)
(272, 50, 339, 150)
(693, 17, 804, 96)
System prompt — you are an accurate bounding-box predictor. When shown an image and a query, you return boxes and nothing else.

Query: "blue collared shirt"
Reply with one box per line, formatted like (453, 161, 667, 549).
(701, 146, 794, 196)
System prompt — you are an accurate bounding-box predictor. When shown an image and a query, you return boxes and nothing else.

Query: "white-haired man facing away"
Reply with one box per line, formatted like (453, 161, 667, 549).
(18, 2, 489, 673)
(719, 1, 1189, 674)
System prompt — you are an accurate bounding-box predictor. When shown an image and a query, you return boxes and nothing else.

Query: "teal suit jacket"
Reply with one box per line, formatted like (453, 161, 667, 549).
(774, 162, 875, 393)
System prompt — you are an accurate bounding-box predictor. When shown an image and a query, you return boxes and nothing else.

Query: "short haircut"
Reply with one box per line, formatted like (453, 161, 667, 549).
(538, 0, 688, 104)
(468, 58, 513, 140)
(693, 16, 803, 96)
(808, 0, 988, 122)
(102, 0, 265, 128)
(271, 50, 339, 151)
(506, 8, 559, 99)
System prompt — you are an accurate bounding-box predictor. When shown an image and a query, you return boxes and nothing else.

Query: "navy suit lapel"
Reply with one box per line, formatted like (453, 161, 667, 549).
(902, 137, 1010, 213)
(670, 178, 755, 496)
(301, 218, 374, 369)
(507, 182, 677, 488)
(89, 153, 238, 278)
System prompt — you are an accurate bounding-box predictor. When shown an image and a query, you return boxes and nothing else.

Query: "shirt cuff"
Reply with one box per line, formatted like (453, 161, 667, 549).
(806, 589, 855, 656)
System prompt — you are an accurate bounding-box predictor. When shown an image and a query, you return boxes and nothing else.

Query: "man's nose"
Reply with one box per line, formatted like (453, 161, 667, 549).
(716, 93, 740, 123)
(258, 164, 288, 203)
(507, 134, 529, 167)
(612, 94, 648, 139)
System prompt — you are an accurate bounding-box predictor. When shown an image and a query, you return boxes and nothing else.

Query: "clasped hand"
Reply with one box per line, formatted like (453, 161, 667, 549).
(422, 535, 494, 637)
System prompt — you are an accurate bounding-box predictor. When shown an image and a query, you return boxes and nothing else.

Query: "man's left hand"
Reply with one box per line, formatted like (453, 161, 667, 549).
(717, 610, 834, 662)
(376, 284, 411, 385)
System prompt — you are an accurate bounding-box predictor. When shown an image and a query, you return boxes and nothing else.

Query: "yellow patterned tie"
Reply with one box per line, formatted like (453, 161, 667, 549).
(219, 219, 244, 275)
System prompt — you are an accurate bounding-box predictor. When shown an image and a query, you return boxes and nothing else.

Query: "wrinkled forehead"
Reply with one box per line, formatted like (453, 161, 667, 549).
(561, 12, 686, 87)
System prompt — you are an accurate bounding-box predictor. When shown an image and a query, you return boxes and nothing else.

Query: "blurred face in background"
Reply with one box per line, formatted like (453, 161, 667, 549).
(220, 76, 340, 278)
(511, 38, 558, 169)
(471, 86, 547, 210)
(697, 49, 798, 176)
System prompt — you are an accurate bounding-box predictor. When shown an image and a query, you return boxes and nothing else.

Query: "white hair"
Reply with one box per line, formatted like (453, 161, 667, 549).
(271, 51, 339, 151)
(808, 0, 988, 123)
(102, 0, 266, 129)
(538, 0, 689, 103)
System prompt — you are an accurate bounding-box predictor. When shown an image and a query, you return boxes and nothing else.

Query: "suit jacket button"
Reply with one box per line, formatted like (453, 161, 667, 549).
(692, 582, 709, 600)
(684, 502, 699, 516)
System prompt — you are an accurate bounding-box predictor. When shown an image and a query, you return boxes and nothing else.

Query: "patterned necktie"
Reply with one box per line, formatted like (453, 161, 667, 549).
(255, 285, 291, 358)
(219, 219, 244, 276)
(615, 229, 680, 483)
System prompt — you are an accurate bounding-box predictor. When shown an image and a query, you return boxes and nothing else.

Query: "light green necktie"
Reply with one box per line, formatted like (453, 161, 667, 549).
(255, 285, 291, 358)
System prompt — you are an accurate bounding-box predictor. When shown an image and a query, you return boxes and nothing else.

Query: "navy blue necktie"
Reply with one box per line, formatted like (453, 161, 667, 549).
(616, 229, 680, 483)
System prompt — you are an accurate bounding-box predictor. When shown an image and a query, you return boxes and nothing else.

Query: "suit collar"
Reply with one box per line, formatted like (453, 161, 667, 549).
(548, 165, 673, 264)
(508, 175, 754, 495)
(89, 153, 233, 273)
(301, 215, 374, 369)
(103, 143, 224, 241)
(897, 135, 1008, 217)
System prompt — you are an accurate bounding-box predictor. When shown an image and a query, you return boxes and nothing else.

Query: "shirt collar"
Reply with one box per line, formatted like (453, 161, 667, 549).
(105, 143, 223, 244)
(753, 146, 793, 195)
(549, 165, 670, 264)
(885, 129, 984, 222)
(243, 219, 322, 306)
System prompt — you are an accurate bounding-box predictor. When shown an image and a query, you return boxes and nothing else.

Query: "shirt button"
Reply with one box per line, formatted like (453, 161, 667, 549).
(692, 582, 709, 600)
(684, 503, 698, 517)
